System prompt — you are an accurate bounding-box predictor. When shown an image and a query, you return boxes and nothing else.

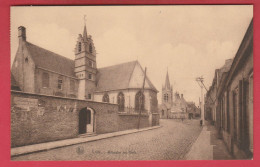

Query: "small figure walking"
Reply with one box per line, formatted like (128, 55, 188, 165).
(200, 120, 203, 126)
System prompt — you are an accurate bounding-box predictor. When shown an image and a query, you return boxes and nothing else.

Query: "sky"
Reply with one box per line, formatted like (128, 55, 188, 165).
(10, 5, 253, 106)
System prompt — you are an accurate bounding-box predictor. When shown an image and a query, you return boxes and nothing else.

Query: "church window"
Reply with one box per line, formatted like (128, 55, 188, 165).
(42, 72, 49, 88)
(102, 93, 109, 103)
(89, 43, 93, 53)
(164, 94, 168, 102)
(117, 92, 125, 112)
(78, 42, 82, 52)
(88, 94, 92, 99)
(58, 76, 63, 90)
(70, 79, 75, 92)
(88, 73, 92, 80)
(135, 91, 145, 111)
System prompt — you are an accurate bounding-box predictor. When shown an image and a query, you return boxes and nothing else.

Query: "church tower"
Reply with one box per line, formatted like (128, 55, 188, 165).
(162, 70, 173, 105)
(74, 21, 97, 100)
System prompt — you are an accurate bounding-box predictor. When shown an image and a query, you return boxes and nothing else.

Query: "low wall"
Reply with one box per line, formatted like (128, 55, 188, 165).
(11, 91, 154, 147)
(152, 113, 160, 126)
(118, 113, 150, 131)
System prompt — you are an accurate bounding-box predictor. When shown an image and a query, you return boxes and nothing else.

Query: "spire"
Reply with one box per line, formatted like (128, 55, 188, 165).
(83, 15, 87, 41)
(165, 69, 171, 90)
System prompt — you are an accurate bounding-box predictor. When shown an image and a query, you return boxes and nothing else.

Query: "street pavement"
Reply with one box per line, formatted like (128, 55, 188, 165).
(12, 119, 202, 161)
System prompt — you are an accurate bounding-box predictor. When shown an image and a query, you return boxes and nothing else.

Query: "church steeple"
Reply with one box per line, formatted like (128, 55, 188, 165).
(162, 70, 173, 105)
(165, 69, 171, 90)
(74, 17, 97, 100)
(83, 24, 87, 42)
(83, 15, 88, 42)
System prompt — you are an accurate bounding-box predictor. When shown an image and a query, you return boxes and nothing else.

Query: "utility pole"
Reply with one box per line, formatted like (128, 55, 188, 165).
(196, 77, 205, 125)
(138, 67, 146, 129)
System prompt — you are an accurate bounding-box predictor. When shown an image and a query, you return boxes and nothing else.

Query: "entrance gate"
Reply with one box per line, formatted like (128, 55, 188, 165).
(79, 107, 95, 134)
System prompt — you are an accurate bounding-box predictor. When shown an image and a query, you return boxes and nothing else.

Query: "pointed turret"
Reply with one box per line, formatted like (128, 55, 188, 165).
(165, 70, 171, 90)
(83, 24, 88, 42)
(162, 70, 173, 105)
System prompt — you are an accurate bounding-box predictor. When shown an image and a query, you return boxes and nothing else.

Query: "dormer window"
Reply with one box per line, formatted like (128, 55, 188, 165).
(78, 42, 82, 52)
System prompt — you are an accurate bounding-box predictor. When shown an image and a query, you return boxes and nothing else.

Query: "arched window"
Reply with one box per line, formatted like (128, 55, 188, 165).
(89, 43, 93, 53)
(42, 72, 49, 88)
(117, 92, 125, 112)
(135, 91, 145, 111)
(78, 42, 82, 52)
(102, 93, 109, 103)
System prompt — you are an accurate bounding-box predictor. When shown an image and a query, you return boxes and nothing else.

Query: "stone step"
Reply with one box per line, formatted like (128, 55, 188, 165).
(78, 133, 97, 138)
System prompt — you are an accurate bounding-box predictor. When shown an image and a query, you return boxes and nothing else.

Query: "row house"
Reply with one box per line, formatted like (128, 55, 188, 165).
(206, 19, 253, 159)
(205, 59, 233, 125)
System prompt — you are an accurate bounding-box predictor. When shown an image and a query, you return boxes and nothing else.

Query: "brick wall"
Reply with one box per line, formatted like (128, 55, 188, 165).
(117, 114, 150, 131)
(11, 91, 155, 147)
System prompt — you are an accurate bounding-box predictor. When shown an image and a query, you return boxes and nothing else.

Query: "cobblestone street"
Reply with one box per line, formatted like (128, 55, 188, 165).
(12, 119, 202, 161)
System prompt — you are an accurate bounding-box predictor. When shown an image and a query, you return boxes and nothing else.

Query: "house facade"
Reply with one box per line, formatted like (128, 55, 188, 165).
(205, 58, 233, 125)
(205, 19, 253, 159)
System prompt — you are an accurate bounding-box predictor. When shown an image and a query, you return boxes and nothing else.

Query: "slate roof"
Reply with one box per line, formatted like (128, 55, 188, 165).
(25, 42, 76, 77)
(24, 41, 157, 92)
(96, 61, 158, 92)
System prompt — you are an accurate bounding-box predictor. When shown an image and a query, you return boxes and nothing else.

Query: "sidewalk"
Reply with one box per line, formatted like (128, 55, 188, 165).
(11, 125, 161, 157)
(185, 121, 234, 160)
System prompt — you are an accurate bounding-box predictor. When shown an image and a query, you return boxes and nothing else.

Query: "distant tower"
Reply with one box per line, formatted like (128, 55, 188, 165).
(74, 17, 97, 100)
(162, 70, 173, 105)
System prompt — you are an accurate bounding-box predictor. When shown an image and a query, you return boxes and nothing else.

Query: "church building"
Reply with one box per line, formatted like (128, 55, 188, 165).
(159, 71, 189, 119)
(11, 24, 158, 115)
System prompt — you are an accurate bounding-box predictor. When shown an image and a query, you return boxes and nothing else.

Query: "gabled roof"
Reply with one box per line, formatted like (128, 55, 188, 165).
(25, 42, 76, 77)
(11, 73, 21, 91)
(96, 60, 158, 92)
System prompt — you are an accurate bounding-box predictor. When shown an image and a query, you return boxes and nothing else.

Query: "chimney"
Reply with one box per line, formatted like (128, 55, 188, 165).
(225, 58, 233, 65)
(18, 26, 26, 42)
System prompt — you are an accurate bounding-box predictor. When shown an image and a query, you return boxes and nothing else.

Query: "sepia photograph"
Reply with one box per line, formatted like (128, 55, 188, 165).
(10, 5, 253, 161)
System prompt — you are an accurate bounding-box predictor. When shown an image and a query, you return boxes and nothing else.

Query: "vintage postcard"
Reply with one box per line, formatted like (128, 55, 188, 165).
(9, 5, 253, 161)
